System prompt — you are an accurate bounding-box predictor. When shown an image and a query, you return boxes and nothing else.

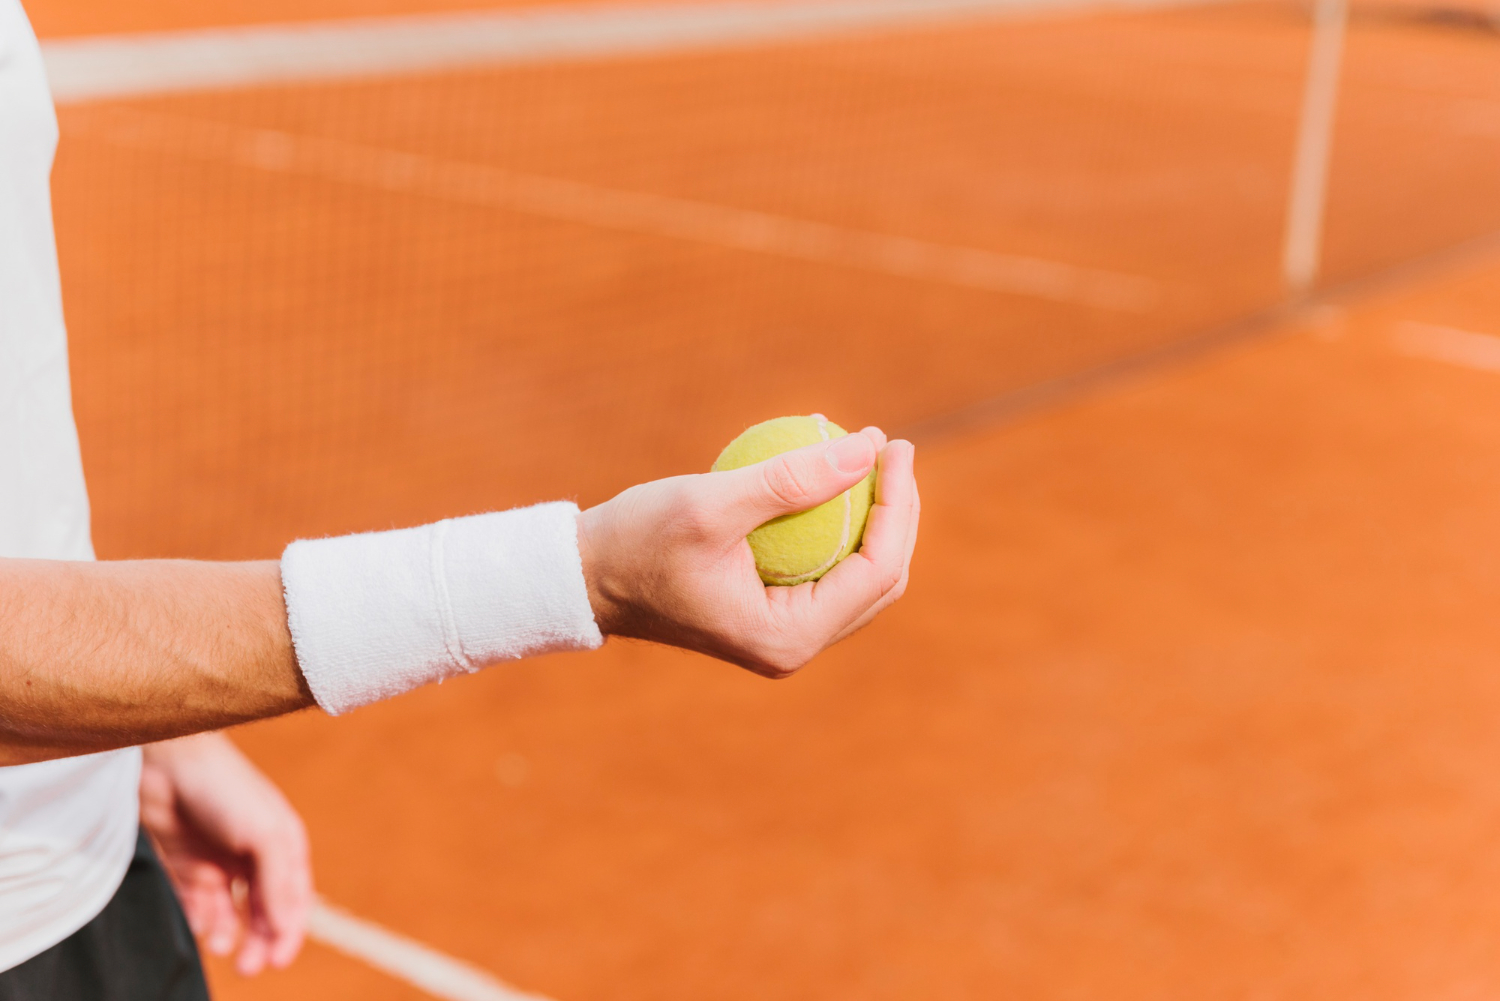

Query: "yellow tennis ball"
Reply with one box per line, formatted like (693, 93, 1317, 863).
(712, 415, 876, 586)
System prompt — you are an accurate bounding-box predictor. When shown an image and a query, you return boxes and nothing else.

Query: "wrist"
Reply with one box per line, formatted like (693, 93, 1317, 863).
(282, 503, 604, 715)
(575, 505, 626, 638)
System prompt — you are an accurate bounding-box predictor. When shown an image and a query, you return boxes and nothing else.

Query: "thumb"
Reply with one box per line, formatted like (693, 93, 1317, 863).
(711, 432, 877, 536)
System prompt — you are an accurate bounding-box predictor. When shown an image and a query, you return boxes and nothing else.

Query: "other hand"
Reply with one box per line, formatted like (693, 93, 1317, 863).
(577, 426, 919, 678)
(139, 732, 312, 976)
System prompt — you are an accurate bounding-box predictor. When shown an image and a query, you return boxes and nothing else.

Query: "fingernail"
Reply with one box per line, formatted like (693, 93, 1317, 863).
(827, 435, 873, 474)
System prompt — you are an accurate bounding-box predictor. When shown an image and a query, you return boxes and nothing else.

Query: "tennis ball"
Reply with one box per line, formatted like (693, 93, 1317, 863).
(712, 415, 876, 586)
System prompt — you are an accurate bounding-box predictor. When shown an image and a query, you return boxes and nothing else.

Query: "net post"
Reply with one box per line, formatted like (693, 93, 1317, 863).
(1282, 0, 1349, 296)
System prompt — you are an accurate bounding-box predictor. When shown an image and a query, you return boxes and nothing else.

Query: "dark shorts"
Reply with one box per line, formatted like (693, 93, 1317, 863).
(0, 830, 210, 1001)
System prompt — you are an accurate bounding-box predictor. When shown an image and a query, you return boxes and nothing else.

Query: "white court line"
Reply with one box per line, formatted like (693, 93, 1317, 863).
(64, 106, 1162, 311)
(1391, 320, 1500, 373)
(42, 0, 1237, 103)
(1281, 0, 1348, 294)
(1451, 100, 1500, 139)
(309, 898, 554, 1001)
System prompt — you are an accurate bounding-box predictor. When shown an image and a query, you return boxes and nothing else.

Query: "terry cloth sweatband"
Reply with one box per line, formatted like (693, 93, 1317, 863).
(280, 501, 604, 715)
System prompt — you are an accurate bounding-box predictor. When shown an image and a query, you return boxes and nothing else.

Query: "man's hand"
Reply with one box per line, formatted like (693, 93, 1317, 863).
(139, 733, 312, 976)
(577, 426, 919, 678)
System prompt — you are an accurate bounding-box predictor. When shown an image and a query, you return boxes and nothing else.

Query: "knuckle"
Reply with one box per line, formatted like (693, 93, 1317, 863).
(760, 458, 813, 508)
(283, 822, 311, 858)
(669, 493, 716, 540)
(261, 812, 309, 858)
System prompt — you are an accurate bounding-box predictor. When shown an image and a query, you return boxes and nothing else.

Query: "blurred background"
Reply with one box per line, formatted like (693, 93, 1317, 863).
(28, 0, 1500, 996)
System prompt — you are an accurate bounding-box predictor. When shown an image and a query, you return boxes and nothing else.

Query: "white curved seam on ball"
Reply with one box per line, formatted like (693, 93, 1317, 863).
(763, 417, 853, 585)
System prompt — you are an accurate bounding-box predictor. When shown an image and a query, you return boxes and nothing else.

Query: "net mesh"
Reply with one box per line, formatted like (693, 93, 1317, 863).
(44, 0, 1500, 559)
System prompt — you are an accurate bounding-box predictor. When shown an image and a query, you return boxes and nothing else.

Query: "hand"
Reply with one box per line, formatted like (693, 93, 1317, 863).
(577, 426, 919, 678)
(139, 732, 313, 976)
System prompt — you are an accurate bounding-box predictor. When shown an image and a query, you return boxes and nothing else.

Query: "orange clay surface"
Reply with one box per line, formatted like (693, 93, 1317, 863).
(40, 0, 1500, 997)
(193, 248, 1500, 1001)
(50, 4, 1500, 561)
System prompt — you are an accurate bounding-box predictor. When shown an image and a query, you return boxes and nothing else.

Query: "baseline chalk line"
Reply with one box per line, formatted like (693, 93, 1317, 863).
(1391, 320, 1500, 374)
(63, 106, 1163, 312)
(309, 898, 555, 1001)
(43, 0, 1248, 103)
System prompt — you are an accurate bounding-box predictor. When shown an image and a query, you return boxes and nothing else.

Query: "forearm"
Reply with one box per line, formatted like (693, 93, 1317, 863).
(0, 558, 309, 764)
(0, 433, 917, 762)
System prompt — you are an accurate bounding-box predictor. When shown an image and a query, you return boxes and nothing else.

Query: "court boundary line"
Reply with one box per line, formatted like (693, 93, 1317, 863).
(62, 105, 1163, 312)
(1391, 320, 1500, 373)
(43, 0, 1243, 103)
(308, 898, 556, 1001)
(900, 227, 1500, 445)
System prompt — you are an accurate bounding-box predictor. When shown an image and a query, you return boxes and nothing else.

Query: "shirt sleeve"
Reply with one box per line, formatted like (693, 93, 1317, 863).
(280, 501, 604, 715)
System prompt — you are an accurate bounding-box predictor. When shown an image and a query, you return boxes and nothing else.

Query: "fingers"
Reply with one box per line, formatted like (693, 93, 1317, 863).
(240, 822, 313, 974)
(798, 439, 918, 637)
(710, 429, 881, 537)
(236, 921, 270, 977)
(830, 475, 920, 645)
(857, 438, 917, 574)
(183, 869, 241, 958)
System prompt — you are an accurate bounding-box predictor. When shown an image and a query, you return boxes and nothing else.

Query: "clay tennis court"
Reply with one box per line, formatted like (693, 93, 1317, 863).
(29, 0, 1500, 995)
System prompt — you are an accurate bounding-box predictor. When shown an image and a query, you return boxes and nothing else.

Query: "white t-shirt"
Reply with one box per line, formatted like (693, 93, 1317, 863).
(0, 0, 142, 971)
(0, 0, 605, 969)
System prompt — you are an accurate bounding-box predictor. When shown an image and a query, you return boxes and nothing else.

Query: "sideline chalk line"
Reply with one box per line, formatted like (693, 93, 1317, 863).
(309, 897, 555, 1001)
(1391, 320, 1500, 373)
(42, 0, 1244, 103)
(62, 105, 1162, 312)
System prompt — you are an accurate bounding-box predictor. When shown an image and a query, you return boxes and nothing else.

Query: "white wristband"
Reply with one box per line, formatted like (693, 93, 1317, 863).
(281, 501, 604, 715)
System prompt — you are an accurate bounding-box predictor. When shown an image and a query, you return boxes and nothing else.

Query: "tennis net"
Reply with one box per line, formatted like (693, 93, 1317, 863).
(40, 0, 1500, 558)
